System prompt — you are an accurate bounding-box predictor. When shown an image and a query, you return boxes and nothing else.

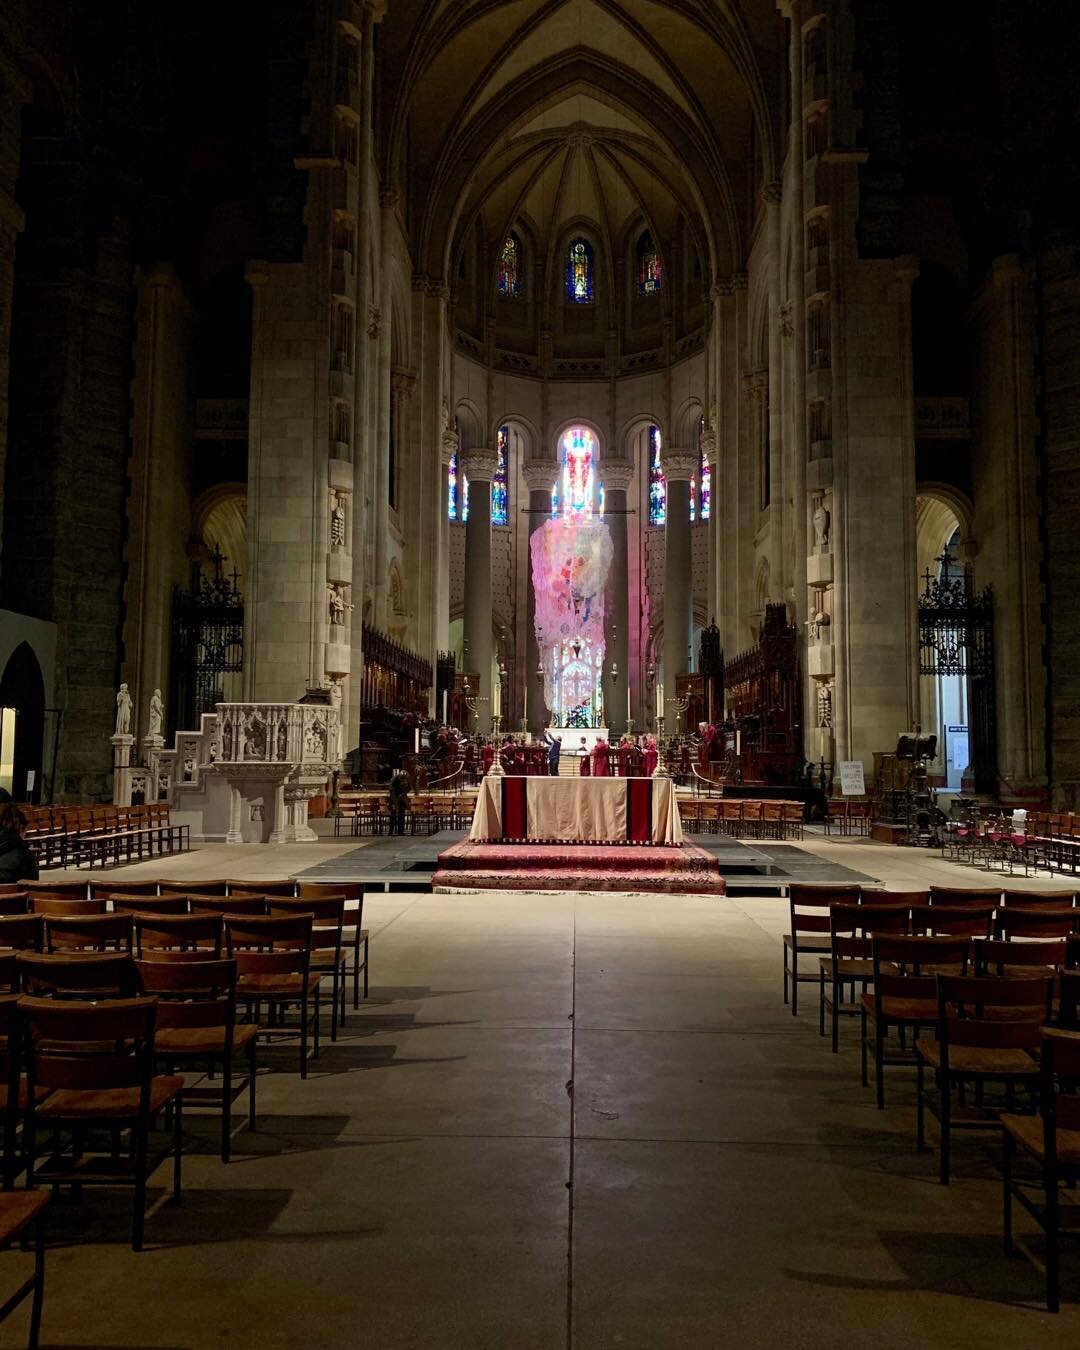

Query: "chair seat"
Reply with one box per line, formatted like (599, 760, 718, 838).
(0, 1191, 49, 1244)
(820, 957, 874, 980)
(0, 1080, 50, 1110)
(237, 972, 322, 997)
(310, 950, 346, 971)
(37, 1074, 184, 1120)
(784, 934, 830, 952)
(155, 1024, 259, 1056)
(916, 1041, 1038, 1077)
(1002, 1112, 1080, 1165)
(860, 992, 937, 1023)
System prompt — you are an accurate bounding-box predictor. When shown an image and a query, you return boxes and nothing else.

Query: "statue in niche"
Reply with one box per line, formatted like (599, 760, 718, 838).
(806, 610, 831, 643)
(817, 683, 833, 730)
(114, 683, 133, 737)
(330, 490, 347, 548)
(328, 584, 350, 627)
(304, 716, 326, 760)
(147, 688, 163, 739)
(813, 500, 831, 550)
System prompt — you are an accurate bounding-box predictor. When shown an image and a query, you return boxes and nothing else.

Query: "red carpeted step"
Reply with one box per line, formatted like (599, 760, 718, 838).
(433, 840, 726, 895)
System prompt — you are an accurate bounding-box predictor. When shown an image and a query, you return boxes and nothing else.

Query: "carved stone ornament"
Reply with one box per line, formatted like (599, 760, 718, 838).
(778, 301, 795, 339)
(330, 490, 347, 548)
(460, 447, 500, 483)
(114, 683, 133, 737)
(660, 450, 700, 483)
(817, 683, 834, 730)
(812, 500, 831, 549)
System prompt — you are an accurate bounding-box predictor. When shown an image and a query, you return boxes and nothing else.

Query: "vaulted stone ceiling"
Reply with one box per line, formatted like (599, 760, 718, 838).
(382, 0, 782, 286)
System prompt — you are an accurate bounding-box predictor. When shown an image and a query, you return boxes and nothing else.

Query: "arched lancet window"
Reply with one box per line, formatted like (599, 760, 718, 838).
(648, 426, 666, 526)
(699, 416, 711, 522)
(447, 452, 459, 521)
(552, 426, 599, 521)
(497, 235, 522, 298)
(566, 238, 594, 304)
(637, 231, 662, 295)
(492, 426, 509, 526)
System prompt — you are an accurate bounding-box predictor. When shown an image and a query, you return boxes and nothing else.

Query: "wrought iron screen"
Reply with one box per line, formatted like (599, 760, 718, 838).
(918, 552, 996, 792)
(170, 551, 244, 735)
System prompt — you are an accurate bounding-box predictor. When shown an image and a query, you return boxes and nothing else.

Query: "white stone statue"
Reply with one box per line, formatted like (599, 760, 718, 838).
(114, 683, 133, 737)
(148, 688, 163, 738)
(813, 501, 831, 549)
(330, 490, 347, 548)
(328, 583, 349, 626)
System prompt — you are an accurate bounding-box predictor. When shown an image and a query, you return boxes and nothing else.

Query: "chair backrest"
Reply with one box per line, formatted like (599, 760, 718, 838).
(226, 880, 297, 896)
(90, 878, 161, 899)
(108, 893, 190, 914)
(1001, 890, 1076, 910)
(268, 897, 345, 954)
(160, 879, 227, 895)
(0, 993, 19, 1089)
(136, 958, 237, 1036)
(0, 894, 29, 915)
(0, 915, 44, 954)
(30, 896, 107, 917)
(0, 884, 24, 895)
(45, 912, 133, 954)
(829, 902, 907, 961)
(995, 907, 1079, 940)
(928, 886, 1002, 907)
(17, 951, 140, 998)
(297, 882, 363, 903)
(134, 913, 223, 960)
(19, 995, 157, 1095)
(936, 973, 1052, 1055)
(975, 937, 1067, 976)
(864, 889, 928, 908)
(225, 914, 313, 976)
(872, 934, 970, 1001)
(789, 885, 861, 939)
(20, 879, 88, 899)
(1058, 970, 1080, 1029)
(1040, 1029, 1080, 1151)
(910, 903, 995, 938)
(187, 894, 268, 916)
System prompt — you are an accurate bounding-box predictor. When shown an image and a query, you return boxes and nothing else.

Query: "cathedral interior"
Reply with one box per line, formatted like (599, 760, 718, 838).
(2, 2, 1080, 1345)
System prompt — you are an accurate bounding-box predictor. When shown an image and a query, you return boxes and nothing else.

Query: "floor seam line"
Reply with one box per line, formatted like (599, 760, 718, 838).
(566, 902, 577, 1350)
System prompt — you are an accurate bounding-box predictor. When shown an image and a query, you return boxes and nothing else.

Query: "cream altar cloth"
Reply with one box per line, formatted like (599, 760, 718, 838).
(470, 774, 684, 845)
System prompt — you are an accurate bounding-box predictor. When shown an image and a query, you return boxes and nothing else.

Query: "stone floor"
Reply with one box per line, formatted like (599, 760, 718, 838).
(4, 838, 1080, 1347)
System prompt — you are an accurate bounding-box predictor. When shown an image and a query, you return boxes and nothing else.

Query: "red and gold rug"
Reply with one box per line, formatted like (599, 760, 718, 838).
(432, 840, 726, 895)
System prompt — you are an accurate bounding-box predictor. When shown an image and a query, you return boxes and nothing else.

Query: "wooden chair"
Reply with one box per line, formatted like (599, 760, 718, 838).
(44, 913, 133, 954)
(784, 886, 861, 1016)
(29, 897, 105, 918)
(741, 799, 764, 839)
(90, 879, 160, 899)
(133, 914, 223, 961)
(298, 883, 368, 1008)
(226, 880, 297, 897)
(927, 885, 1002, 907)
(910, 903, 995, 939)
(1002, 1027, 1080, 1311)
(823, 799, 847, 836)
(780, 801, 804, 841)
(20, 996, 184, 1250)
(225, 915, 320, 1078)
(160, 879, 227, 896)
(186, 894, 267, 917)
(269, 897, 346, 1039)
(820, 902, 910, 1052)
(107, 893, 189, 915)
(0, 896, 29, 917)
(0, 917, 44, 956)
(975, 937, 1067, 977)
(762, 801, 784, 840)
(917, 972, 1051, 1184)
(1001, 889, 1077, 910)
(17, 880, 87, 899)
(17, 953, 140, 1000)
(0, 1191, 47, 1348)
(863, 888, 928, 908)
(861, 934, 971, 1108)
(136, 958, 257, 1164)
(995, 907, 1080, 941)
(720, 800, 743, 836)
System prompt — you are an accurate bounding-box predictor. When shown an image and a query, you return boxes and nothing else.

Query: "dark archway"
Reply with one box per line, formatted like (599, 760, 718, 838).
(0, 642, 46, 802)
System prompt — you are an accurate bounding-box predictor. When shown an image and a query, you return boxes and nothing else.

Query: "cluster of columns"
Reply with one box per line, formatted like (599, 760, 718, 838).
(661, 450, 700, 725)
(460, 447, 500, 733)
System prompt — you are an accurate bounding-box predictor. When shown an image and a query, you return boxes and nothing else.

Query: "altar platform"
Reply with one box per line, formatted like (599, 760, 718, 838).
(471, 773, 682, 844)
(433, 839, 725, 895)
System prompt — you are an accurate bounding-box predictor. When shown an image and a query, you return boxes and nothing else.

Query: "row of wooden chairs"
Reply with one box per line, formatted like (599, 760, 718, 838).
(335, 793, 477, 837)
(822, 799, 872, 836)
(785, 883, 1080, 1311)
(681, 798, 805, 841)
(22, 803, 189, 870)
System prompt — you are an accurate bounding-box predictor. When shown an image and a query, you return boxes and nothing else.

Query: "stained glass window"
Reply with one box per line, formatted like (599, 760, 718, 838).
(492, 426, 509, 526)
(567, 239, 594, 304)
(700, 451, 712, 521)
(497, 235, 521, 298)
(690, 475, 697, 523)
(648, 426, 666, 526)
(559, 426, 597, 522)
(638, 231, 662, 295)
(447, 452, 459, 521)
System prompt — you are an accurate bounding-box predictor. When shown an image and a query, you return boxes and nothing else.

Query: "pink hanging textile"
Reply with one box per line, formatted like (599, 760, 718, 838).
(530, 517, 613, 714)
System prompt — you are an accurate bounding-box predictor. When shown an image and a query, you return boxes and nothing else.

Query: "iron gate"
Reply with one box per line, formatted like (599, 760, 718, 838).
(170, 550, 244, 735)
(918, 551, 996, 793)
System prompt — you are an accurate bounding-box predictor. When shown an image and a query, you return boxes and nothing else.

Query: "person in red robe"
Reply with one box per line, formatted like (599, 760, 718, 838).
(481, 740, 494, 774)
(643, 735, 659, 777)
(579, 737, 592, 776)
(617, 736, 631, 776)
(591, 738, 610, 776)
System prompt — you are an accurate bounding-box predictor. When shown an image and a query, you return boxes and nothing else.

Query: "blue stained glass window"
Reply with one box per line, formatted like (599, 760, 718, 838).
(448, 452, 459, 521)
(690, 476, 697, 523)
(648, 426, 666, 526)
(638, 231, 662, 295)
(567, 239, 594, 304)
(492, 426, 509, 526)
(700, 452, 712, 522)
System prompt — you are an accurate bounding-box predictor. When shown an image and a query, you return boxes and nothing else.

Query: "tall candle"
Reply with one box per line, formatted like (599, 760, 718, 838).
(414, 727, 420, 754)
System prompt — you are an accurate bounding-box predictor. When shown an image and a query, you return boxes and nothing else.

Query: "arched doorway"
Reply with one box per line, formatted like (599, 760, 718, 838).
(0, 642, 46, 802)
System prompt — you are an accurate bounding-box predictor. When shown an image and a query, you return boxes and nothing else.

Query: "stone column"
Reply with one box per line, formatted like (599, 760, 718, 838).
(601, 460, 634, 736)
(461, 447, 499, 734)
(523, 460, 556, 736)
(662, 450, 699, 727)
(439, 423, 458, 658)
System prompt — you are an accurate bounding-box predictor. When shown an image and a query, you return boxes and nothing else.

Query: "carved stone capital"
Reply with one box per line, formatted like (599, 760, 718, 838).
(460, 447, 500, 483)
(441, 429, 460, 466)
(778, 300, 795, 338)
(601, 459, 635, 493)
(661, 450, 699, 483)
(761, 180, 783, 206)
(522, 459, 557, 494)
(700, 427, 718, 458)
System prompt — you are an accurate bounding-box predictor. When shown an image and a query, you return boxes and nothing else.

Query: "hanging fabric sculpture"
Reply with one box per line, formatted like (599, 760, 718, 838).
(531, 517, 613, 718)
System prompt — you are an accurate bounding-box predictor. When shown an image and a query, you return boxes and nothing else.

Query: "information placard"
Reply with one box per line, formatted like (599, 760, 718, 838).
(838, 760, 866, 796)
